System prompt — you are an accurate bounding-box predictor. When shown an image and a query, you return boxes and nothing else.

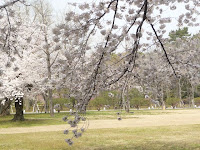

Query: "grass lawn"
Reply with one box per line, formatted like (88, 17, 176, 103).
(0, 109, 174, 128)
(0, 109, 200, 149)
(0, 124, 200, 150)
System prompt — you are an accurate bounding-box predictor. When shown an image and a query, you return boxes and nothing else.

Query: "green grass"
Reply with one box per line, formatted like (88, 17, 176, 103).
(0, 124, 200, 150)
(0, 109, 175, 128)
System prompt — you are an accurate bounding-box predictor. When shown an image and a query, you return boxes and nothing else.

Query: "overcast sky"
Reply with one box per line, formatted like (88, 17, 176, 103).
(47, 0, 95, 14)
(47, 0, 68, 14)
(47, 0, 199, 36)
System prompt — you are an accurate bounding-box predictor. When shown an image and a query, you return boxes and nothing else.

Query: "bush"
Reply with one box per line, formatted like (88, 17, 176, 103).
(53, 98, 76, 110)
(194, 97, 200, 106)
(182, 98, 189, 105)
(89, 91, 120, 110)
(90, 96, 106, 110)
(166, 97, 180, 108)
(128, 88, 148, 109)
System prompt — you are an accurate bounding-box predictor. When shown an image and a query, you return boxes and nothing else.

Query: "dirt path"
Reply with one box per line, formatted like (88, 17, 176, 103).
(1, 109, 200, 134)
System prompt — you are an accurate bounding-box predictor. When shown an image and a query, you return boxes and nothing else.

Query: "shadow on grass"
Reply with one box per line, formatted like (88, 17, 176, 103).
(0, 118, 64, 128)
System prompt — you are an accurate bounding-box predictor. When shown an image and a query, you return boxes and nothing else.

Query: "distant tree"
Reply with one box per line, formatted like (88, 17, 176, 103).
(32, 0, 62, 116)
(169, 27, 190, 41)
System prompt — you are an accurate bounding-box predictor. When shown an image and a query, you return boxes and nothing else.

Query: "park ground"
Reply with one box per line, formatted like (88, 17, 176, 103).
(0, 109, 200, 150)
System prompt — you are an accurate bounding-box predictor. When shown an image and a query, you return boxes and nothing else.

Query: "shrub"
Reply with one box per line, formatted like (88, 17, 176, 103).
(194, 97, 200, 106)
(166, 97, 180, 108)
(89, 91, 120, 110)
(53, 98, 76, 110)
(128, 88, 148, 109)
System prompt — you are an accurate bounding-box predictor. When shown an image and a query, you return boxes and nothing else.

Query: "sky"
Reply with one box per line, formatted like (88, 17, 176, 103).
(47, 0, 69, 14)
(47, 0, 200, 36)
(47, 0, 95, 15)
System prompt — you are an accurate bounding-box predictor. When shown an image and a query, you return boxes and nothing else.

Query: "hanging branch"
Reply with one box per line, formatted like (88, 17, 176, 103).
(106, 0, 148, 86)
(81, 0, 119, 108)
(147, 19, 177, 77)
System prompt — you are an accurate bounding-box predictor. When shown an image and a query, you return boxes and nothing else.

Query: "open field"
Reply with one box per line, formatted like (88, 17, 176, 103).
(0, 109, 200, 150)
(0, 125, 200, 150)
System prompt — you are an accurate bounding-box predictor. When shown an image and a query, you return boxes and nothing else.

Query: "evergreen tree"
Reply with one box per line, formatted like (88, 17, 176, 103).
(169, 27, 191, 41)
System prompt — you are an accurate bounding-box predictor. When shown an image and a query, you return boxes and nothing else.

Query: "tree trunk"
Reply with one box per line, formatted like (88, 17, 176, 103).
(42, 93, 49, 113)
(0, 98, 11, 116)
(125, 85, 130, 113)
(191, 85, 195, 108)
(49, 89, 54, 116)
(12, 97, 24, 121)
(47, 51, 54, 116)
(0, 104, 2, 115)
(122, 93, 126, 110)
(125, 101, 130, 112)
(121, 76, 129, 112)
(161, 85, 166, 110)
(44, 97, 49, 113)
(178, 77, 184, 108)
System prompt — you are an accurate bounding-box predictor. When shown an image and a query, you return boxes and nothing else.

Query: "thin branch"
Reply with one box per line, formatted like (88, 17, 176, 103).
(106, 0, 148, 86)
(147, 19, 177, 77)
(86, 0, 117, 24)
(0, 0, 21, 9)
(50, 52, 59, 67)
(82, 0, 119, 104)
(13, 46, 23, 58)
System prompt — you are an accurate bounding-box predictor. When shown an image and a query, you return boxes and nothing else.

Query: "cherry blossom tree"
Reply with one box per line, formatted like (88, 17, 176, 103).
(53, 0, 200, 113)
(0, 1, 52, 119)
(31, 0, 63, 116)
